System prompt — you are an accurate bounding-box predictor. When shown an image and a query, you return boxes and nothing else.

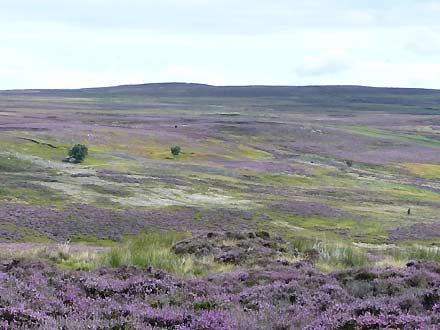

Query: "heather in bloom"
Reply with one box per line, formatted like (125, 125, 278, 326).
(0, 258, 439, 329)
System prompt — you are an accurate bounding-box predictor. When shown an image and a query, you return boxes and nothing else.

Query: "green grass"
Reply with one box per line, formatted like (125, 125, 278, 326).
(265, 208, 388, 242)
(0, 139, 106, 166)
(403, 163, 440, 179)
(0, 140, 69, 160)
(0, 223, 52, 243)
(35, 244, 101, 271)
(256, 174, 314, 186)
(315, 242, 369, 269)
(0, 155, 34, 172)
(234, 145, 272, 160)
(392, 245, 440, 263)
(82, 184, 133, 197)
(0, 181, 66, 207)
(278, 235, 369, 270)
(336, 126, 440, 148)
(289, 237, 316, 252)
(70, 235, 118, 247)
(104, 232, 208, 277)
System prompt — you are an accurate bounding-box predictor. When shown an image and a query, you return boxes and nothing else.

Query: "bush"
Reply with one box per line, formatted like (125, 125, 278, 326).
(68, 144, 88, 163)
(171, 146, 181, 157)
(345, 160, 353, 167)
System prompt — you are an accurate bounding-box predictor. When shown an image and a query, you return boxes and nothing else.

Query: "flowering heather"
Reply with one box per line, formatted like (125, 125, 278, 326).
(390, 222, 440, 241)
(1, 259, 440, 329)
(273, 200, 348, 218)
(0, 204, 256, 242)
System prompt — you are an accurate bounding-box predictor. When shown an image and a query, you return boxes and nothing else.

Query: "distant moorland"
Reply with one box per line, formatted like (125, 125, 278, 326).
(1, 83, 440, 329)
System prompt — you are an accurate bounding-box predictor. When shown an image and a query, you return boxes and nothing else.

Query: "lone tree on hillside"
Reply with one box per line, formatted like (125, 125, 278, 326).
(67, 144, 88, 163)
(171, 146, 181, 157)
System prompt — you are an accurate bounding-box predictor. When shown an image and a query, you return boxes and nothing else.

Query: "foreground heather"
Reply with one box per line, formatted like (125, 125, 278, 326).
(1, 258, 440, 330)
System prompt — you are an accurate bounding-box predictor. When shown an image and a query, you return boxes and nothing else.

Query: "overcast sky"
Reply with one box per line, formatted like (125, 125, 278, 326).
(1, 0, 440, 89)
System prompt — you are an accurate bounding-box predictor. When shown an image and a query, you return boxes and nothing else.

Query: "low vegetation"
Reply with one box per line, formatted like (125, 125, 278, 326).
(2, 253, 440, 329)
(104, 232, 204, 276)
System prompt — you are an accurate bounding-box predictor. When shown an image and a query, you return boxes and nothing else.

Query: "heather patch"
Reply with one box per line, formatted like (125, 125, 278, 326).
(0, 205, 257, 242)
(390, 223, 440, 241)
(172, 231, 296, 266)
(0, 258, 440, 329)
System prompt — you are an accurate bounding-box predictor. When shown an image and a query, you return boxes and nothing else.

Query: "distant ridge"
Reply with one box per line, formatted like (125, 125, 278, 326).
(1, 83, 440, 98)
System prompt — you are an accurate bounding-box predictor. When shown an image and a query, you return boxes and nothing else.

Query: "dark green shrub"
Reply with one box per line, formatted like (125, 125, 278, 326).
(193, 301, 218, 311)
(171, 146, 181, 157)
(345, 160, 353, 167)
(68, 144, 88, 163)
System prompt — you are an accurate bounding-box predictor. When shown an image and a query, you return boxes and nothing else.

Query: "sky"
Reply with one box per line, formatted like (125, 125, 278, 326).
(1, 0, 440, 89)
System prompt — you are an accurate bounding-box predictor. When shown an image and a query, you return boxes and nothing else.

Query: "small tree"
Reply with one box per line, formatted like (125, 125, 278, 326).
(170, 146, 181, 157)
(68, 144, 88, 163)
(345, 160, 353, 167)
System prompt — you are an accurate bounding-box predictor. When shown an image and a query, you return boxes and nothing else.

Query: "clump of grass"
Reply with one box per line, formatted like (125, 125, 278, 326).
(291, 237, 315, 252)
(314, 242, 369, 269)
(70, 235, 118, 247)
(277, 233, 370, 269)
(34, 241, 102, 271)
(104, 232, 207, 277)
(56, 251, 101, 271)
(391, 245, 440, 263)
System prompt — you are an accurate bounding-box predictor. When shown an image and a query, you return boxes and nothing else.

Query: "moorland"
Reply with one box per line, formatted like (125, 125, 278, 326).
(1, 83, 440, 329)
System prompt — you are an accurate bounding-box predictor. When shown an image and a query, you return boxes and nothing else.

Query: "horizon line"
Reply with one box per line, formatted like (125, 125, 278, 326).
(1, 82, 440, 92)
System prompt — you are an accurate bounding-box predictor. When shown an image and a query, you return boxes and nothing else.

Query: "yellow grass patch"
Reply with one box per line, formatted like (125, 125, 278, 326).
(404, 163, 440, 179)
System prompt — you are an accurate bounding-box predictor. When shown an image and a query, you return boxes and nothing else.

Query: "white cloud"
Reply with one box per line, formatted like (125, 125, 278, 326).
(405, 28, 440, 56)
(0, 1, 439, 89)
(295, 58, 352, 77)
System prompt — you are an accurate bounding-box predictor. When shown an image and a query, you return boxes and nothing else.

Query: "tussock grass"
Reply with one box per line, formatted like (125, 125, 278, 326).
(104, 232, 207, 277)
(291, 237, 315, 252)
(391, 245, 440, 263)
(31, 242, 103, 271)
(315, 242, 440, 271)
(286, 235, 369, 270)
(314, 242, 369, 269)
(55, 251, 101, 271)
